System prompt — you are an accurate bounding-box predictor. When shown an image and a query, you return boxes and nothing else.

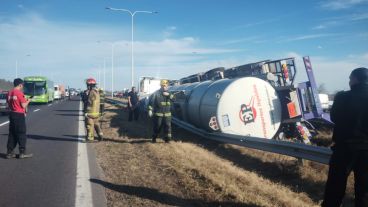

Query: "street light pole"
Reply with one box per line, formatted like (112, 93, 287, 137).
(111, 43, 114, 98)
(131, 13, 134, 88)
(103, 58, 106, 91)
(106, 7, 157, 87)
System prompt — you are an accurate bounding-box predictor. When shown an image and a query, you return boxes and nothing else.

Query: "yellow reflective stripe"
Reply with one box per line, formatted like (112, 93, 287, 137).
(169, 94, 174, 99)
(88, 112, 100, 116)
(148, 106, 153, 110)
(154, 112, 171, 117)
(160, 102, 171, 106)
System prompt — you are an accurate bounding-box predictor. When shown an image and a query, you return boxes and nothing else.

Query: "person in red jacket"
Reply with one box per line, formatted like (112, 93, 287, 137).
(6, 78, 32, 159)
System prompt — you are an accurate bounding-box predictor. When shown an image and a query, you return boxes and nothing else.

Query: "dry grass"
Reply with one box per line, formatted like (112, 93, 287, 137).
(93, 104, 355, 207)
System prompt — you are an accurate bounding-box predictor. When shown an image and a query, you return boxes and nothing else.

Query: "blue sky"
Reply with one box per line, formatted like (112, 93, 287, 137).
(0, 0, 367, 92)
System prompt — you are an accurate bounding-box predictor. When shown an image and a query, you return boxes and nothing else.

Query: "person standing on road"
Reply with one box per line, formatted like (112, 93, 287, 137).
(84, 78, 103, 142)
(322, 67, 368, 207)
(148, 80, 174, 143)
(127, 86, 139, 121)
(81, 88, 89, 113)
(6, 78, 33, 159)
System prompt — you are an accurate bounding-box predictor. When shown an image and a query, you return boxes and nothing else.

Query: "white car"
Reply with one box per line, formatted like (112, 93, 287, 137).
(0, 93, 9, 115)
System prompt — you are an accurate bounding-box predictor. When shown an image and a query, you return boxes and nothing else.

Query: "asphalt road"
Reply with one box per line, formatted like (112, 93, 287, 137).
(0, 97, 106, 207)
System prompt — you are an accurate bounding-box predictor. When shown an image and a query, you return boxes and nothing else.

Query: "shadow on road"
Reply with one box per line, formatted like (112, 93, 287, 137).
(90, 179, 256, 207)
(54, 110, 81, 112)
(0, 153, 8, 159)
(55, 113, 81, 117)
(28, 134, 80, 142)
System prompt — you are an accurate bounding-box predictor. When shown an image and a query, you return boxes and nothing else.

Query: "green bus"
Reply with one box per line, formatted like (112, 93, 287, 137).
(24, 76, 54, 103)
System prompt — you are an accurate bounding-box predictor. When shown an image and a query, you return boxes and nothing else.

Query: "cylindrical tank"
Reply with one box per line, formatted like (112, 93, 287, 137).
(170, 77, 282, 139)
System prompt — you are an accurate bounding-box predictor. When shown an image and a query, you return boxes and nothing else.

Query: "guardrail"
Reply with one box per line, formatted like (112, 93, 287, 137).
(106, 98, 332, 164)
(105, 98, 128, 106)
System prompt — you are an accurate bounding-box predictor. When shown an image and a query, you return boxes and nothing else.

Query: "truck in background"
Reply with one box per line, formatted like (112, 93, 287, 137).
(139, 77, 162, 96)
(54, 84, 66, 100)
(54, 85, 61, 100)
(318, 93, 330, 112)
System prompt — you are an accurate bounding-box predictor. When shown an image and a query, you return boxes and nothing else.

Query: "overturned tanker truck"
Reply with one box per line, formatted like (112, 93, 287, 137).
(168, 56, 332, 144)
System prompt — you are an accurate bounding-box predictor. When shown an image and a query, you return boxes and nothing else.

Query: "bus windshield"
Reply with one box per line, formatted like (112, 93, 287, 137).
(24, 81, 47, 96)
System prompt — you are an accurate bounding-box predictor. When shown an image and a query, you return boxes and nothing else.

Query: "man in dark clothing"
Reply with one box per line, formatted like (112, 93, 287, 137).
(127, 87, 139, 121)
(322, 67, 368, 207)
(148, 80, 174, 143)
(81, 89, 89, 113)
(6, 78, 32, 159)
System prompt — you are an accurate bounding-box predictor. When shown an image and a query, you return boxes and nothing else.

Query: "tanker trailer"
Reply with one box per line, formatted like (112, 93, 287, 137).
(170, 77, 282, 139)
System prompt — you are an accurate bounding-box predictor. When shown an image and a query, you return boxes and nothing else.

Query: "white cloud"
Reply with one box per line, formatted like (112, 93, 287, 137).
(0, 12, 237, 89)
(320, 0, 368, 10)
(313, 13, 368, 30)
(350, 13, 368, 20)
(285, 52, 366, 92)
(278, 33, 341, 42)
(163, 26, 177, 38)
(221, 36, 267, 45)
(312, 25, 326, 30)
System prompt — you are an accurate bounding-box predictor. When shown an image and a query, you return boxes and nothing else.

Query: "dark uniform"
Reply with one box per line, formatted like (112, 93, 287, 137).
(82, 89, 89, 113)
(148, 89, 174, 142)
(99, 89, 105, 115)
(322, 82, 368, 207)
(128, 90, 139, 121)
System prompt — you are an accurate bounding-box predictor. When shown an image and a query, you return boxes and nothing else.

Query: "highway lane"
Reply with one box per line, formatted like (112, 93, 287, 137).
(0, 99, 63, 126)
(0, 97, 106, 207)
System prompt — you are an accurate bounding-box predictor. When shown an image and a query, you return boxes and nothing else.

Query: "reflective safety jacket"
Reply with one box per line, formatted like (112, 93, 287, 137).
(86, 89, 100, 118)
(148, 89, 174, 117)
(99, 91, 105, 106)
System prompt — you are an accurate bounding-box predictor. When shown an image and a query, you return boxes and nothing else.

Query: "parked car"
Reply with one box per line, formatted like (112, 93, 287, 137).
(0, 92, 9, 115)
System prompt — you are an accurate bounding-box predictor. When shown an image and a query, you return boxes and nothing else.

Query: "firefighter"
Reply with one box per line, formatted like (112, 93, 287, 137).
(148, 79, 174, 143)
(99, 88, 105, 116)
(84, 78, 103, 142)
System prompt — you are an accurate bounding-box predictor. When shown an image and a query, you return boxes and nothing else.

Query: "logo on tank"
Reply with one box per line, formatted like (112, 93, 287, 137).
(239, 96, 257, 125)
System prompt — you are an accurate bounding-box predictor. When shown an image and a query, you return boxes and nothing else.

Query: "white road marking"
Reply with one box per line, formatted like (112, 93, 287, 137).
(75, 101, 93, 207)
(0, 121, 9, 127)
(33, 109, 40, 112)
(48, 104, 52, 106)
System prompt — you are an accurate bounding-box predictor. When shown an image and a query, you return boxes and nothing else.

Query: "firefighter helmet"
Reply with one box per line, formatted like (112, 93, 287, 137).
(86, 78, 96, 85)
(160, 79, 169, 86)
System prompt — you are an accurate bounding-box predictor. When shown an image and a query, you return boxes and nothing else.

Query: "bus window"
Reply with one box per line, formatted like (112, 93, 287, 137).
(24, 81, 46, 96)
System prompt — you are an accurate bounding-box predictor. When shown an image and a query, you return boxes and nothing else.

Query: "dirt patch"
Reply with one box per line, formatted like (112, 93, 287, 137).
(93, 104, 354, 207)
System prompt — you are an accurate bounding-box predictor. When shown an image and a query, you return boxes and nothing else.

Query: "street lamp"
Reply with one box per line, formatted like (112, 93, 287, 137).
(97, 41, 121, 98)
(106, 7, 158, 87)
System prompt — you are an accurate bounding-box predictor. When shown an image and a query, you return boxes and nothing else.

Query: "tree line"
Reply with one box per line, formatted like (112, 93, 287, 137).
(0, 79, 13, 91)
